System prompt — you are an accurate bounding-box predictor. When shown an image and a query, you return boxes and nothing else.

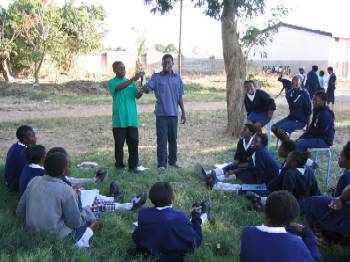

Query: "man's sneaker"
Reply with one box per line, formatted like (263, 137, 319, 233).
(206, 170, 218, 190)
(95, 169, 108, 184)
(158, 166, 166, 175)
(194, 163, 208, 180)
(245, 191, 261, 204)
(109, 181, 120, 197)
(201, 200, 214, 224)
(114, 192, 125, 203)
(131, 192, 148, 210)
(169, 163, 182, 169)
(129, 168, 143, 174)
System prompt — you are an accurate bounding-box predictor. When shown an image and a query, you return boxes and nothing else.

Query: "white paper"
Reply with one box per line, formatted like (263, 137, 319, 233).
(80, 189, 99, 207)
(214, 163, 230, 169)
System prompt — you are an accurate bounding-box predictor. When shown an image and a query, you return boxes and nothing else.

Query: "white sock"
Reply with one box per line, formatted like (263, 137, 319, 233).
(200, 213, 208, 223)
(75, 227, 93, 248)
(212, 182, 241, 192)
(306, 158, 314, 167)
(260, 197, 267, 205)
(217, 175, 225, 182)
(115, 203, 133, 211)
(214, 168, 224, 176)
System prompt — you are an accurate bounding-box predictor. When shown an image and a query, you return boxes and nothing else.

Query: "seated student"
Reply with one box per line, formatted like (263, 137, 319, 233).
(16, 152, 96, 248)
(132, 182, 206, 261)
(244, 80, 276, 128)
(18, 145, 46, 197)
(205, 133, 279, 191)
(195, 123, 257, 183)
(301, 142, 350, 240)
(296, 91, 335, 152)
(46, 147, 147, 219)
(272, 75, 312, 141)
(240, 190, 321, 262)
(4, 125, 37, 191)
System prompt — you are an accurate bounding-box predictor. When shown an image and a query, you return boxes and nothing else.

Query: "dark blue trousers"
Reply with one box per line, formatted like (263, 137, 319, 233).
(156, 116, 178, 168)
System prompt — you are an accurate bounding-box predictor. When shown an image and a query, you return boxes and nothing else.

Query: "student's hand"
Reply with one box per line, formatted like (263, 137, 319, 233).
(289, 223, 304, 235)
(131, 73, 143, 82)
(329, 197, 343, 210)
(181, 113, 186, 124)
(75, 189, 81, 197)
(140, 85, 148, 93)
(267, 110, 274, 118)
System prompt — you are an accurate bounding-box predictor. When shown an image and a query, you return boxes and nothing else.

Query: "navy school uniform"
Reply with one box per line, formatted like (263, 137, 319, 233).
(273, 88, 312, 133)
(240, 225, 321, 262)
(297, 106, 335, 151)
(305, 70, 321, 99)
(4, 142, 27, 191)
(334, 171, 350, 197)
(132, 207, 202, 262)
(223, 137, 254, 173)
(278, 77, 292, 93)
(327, 73, 336, 104)
(244, 89, 276, 126)
(237, 147, 279, 184)
(18, 164, 45, 197)
(267, 161, 287, 192)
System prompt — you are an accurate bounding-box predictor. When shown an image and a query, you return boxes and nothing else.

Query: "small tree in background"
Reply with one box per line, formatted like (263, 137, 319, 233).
(144, 0, 288, 136)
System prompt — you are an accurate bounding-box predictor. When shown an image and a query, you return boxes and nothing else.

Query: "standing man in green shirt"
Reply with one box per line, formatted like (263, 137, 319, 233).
(107, 61, 143, 173)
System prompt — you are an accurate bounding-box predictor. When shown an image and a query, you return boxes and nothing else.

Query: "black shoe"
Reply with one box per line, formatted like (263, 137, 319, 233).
(114, 163, 125, 170)
(95, 169, 108, 184)
(201, 200, 214, 223)
(129, 168, 143, 174)
(194, 163, 208, 180)
(114, 192, 125, 203)
(131, 192, 148, 210)
(169, 163, 182, 169)
(109, 181, 120, 197)
(245, 191, 261, 204)
(206, 170, 217, 190)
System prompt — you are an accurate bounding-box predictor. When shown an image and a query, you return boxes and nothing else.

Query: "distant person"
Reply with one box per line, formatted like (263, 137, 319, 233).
(132, 182, 205, 261)
(244, 80, 276, 128)
(318, 70, 325, 90)
(298, 67, 306, 88)
(272, 75, 312, 141)
(107, 61, 144, 173)
(18, 145, 46, 197)
(4, 125, 37, 191)
(240, 190, 321, 262)
(327, 66, 336, 109)
(143, 54, 186, 174)
(296, 91, 335, 152)
(277, 72, 292, 97)
(304, 65, 321, 99)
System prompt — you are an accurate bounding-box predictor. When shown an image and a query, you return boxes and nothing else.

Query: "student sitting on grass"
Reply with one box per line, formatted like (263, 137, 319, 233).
(47, 147, 147, 218)
(132, 182, 208, 261)
(301, 142, 350, 242)
(4, 125, 37, 191)
(272, 75, 312, 142)
(244, 80, 276, 128)
(195, 123, 257, 183)
(16, 152, 97, 248)
(18, 145, 46, 197)
(203, 133, 279, 191)
(296, 91, 335, 152)
(240, 190, 321, 262)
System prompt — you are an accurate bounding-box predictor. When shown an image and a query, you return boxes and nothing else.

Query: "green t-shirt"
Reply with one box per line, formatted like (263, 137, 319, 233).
(107, 77, 140, 128)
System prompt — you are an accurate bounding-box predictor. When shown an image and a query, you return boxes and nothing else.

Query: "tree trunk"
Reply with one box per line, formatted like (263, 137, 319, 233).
(221, 2, 246, 136)
(0, 54, 14, 82)
(34, 53, 45, 83)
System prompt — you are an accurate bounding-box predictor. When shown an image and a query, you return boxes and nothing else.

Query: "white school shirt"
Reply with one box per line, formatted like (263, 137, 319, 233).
(247, 92, 256, 102)
(243, 136, 254, 151)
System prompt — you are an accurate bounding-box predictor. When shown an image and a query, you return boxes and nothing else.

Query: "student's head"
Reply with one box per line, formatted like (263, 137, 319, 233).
(241, 123, 258, 139)
(312, 65, 318, 72)
(244, 80, 256, 95)
(278, 139, 296, 158)
(298, 68, 304, 74)
(44, 152, 69, 178)
(162, 54, 174, 73)
(312, 91, 327, 109)
(338, 142, 350, 170)
(327, 66, 333, 74)
(265, 190, 300, 227)
(47, 147, 71, 167)
(112, 61, 126, 78)
(285, 151, 309, 168)
(319, 70, 325, 77)
(251, 133, 268, 151)
(291, 75, 301, 89)
(16, 125, 36, 146)
(24, 145, 46, 165)
(149, 182, 174, 207)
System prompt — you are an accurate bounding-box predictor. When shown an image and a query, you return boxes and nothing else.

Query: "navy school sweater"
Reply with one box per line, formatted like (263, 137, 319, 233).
(334, 171, 350, 197)
(234, 138, 254, 163)
(282, 167, 320, 200)
(328, 73, 336, 89)
(305, 70, 321, 98)
(253, 147, 279, 184)
(240, 226, 321, 262)
(267, 161, 287, 192)
(132, 207, 202, 262)
(300, 106, 335, 146)
(19, 164, 45, 197)
(286, 88, 312, 124)
(244, 89, 276, 116)
(4, 142, 27, 191)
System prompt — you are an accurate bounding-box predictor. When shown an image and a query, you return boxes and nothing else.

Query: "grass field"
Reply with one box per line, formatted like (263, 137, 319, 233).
(1, 78, 350, 261)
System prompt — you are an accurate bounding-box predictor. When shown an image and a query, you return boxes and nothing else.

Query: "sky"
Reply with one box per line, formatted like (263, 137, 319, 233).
(2, 0, 350, 58)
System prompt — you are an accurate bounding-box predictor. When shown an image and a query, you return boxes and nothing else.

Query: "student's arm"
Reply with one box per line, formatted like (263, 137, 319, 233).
(310, 111, 333, 136)
(329, 185, 350, 210)
(16, 190, 27, 220)
(62, 190, 83, 229)
(301, 226, 322, 262)
(260, 90, 276, 118)
(142, 74, 156, 93)
(114, 74, 141, 92)
(281, 170, 296, 194)
(179, 96, 186, 124)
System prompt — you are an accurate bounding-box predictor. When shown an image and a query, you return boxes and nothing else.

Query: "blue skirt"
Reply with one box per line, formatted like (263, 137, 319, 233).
(273, 117, 305, 133)
(247, 112, 271, 126)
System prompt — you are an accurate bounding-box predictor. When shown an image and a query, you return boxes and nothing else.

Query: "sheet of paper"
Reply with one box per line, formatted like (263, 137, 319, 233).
(80, 189, 99, 207)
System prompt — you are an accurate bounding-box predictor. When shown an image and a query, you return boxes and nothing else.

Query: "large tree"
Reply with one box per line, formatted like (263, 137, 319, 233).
(144, 0, 287, 136)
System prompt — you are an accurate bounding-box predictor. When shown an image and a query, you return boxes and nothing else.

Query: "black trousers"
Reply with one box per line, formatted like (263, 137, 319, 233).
(112, 127, 139, 169)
